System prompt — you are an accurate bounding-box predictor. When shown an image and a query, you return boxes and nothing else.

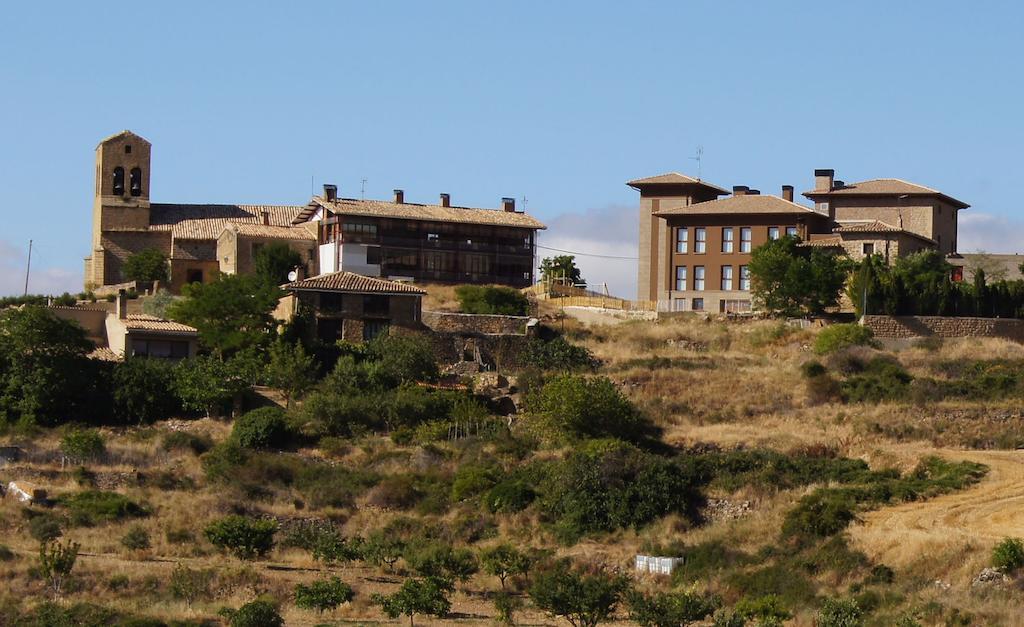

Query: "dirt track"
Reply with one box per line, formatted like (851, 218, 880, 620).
(850, 449, 1024, 567)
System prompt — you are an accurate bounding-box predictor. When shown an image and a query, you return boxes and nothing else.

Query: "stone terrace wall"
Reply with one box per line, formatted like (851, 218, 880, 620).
(422, 311, 535, 336)
(862, 315, 1024, 342)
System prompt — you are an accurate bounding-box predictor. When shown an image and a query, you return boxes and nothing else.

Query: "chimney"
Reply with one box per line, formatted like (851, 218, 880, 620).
(261, 210, 270, 226)
(732, 185, 749, 196)
(393, 189, 404, 204)
(834, 180, 845, 189)
(501, 197, 516, 212)
(116, 289, 127, 320)
(323, 184, 337, 201)
(814, 168, 835, 191)
(748, 189, 761, 195)
(440, 193, 450, 207)
(782, 185, 794, 202)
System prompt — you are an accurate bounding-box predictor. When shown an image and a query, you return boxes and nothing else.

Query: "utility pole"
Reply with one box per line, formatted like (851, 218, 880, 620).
(23, 240, 33, 296)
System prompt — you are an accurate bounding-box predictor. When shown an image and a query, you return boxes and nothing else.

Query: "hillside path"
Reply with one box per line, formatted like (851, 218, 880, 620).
(850, 449, 1024, 567)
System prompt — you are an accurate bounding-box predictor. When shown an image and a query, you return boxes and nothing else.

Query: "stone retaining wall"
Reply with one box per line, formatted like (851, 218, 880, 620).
(862, 315, 1024, 342)
(422, 310, 535, 336)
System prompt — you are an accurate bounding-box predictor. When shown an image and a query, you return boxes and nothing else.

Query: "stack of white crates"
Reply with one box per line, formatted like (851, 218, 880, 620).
(634, 554, 684, 575)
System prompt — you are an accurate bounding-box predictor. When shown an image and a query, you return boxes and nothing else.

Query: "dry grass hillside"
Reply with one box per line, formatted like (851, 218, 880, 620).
(2, 311, 1024, 625)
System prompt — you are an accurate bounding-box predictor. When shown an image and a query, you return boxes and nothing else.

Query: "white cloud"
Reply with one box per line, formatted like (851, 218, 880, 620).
(958, 212, 1024, 254)
(0, 240, 82, 297)
(537, 204, 639, 299)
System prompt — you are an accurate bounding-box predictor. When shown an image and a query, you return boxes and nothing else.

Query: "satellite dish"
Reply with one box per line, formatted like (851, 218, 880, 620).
(287, 270, 298, 282)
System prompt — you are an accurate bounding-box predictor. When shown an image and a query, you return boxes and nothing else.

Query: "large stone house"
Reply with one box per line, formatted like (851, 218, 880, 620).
(634, 168, 969, 312)
(85, 131, 545, 293)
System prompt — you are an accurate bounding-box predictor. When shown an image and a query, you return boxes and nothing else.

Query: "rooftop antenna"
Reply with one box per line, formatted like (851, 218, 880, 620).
(361, 178, 368, 200)
(689, 145, 704, 180)
(23, 239, 32, 297)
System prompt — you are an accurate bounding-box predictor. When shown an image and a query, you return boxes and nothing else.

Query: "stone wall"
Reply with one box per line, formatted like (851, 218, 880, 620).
(422, 311, 534, 336)
(862, 315, 1024, 342)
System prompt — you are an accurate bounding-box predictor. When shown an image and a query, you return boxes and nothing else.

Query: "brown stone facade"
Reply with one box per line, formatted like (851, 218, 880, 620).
(421, 311, 534, 336)
(861, 315, 1024, 342)
(280, 290, 424, 343)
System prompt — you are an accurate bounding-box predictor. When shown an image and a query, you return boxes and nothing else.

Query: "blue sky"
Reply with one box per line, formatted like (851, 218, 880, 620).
(2, 1, 1022, 297)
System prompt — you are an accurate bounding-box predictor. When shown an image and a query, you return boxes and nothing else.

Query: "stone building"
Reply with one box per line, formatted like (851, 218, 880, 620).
(633, 168, 969, 312)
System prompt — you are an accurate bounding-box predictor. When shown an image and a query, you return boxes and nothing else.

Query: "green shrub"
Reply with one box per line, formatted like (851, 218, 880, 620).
(120, 525, 151, 550)
(28, 513, 63, 542)
(227, 598, 284, 627)
(232, 407, 289, 449)
(456, 285, 530, 316)
(992, 537, 1024, 572)
(0, 544, 14, 561)
(782, 491, 858, 540)
(534, 374, 657, 443)
(451, 464, 499, 501)
(294, 576, 354, 614)
(170, 563, 214, 608)
(60, 491, 149, 526)
(204, 515, 277, 560)
(160, 430, 212, 455)
(522, 336, 597, 372)
(840, 357, 912, 403)
(60, 429, 106, 464)
(670, 540, 753, 583)
(485, 480, 536, 514)
(814, 324, 877, 355)
(365, 475, 423, 510)
(627, 589, 721, 627)
(801, 360, 827, 378)
(818, 597, 864, 627)
(733, 594, 795, 623)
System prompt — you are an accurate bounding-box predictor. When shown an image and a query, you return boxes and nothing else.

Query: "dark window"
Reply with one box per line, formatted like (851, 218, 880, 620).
(130, 167, 142, 196)
(363, 320, 390, 341)
(363, 295, 389, 316)
(125, 144, 132, 154)
(316, 318, 341, 342)
(186, 269, 203, 284)
(862, 243, 875, 255)
(320, 293, 344, 309)
(366, 246, 381, 265)
(112, 167, 125, 195)
(131, 339, 189, 359)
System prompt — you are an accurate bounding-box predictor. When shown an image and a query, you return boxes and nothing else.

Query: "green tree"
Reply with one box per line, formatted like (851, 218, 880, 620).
(365, 334, 439, 386)
(627, 589, 721, 627)
(167, 273, 282, 357)
(540, 255, 585, 287)
(455, 285, 530, 315)
(294, 576, 354, 615)
(122, 248, 169, 283)
(372, 577, 451, 627)
(203, 515, 277, 560)
(405, 543, 478, 588)
(817, 597, 863, 627)
(494, 590, 523, 625)
(232, 407, 289, 449)
(992, 537, 1024, 572)
(529, 561, 629, 627)
(480, 544, 532, 590)
(362, 530, 406, 571)
(170, 563, 214, 610)
(264, 340, 316, 407)
(174, 354, 257, 417)
(748, 235, 851, 316)
(535, 374, 658, 443)
(227, 598, 284, 627)
(141, 288, 177, 318)
(112, 357, 180, 424)
(39, 539, 80, 600)
(254, 242, 303, 286)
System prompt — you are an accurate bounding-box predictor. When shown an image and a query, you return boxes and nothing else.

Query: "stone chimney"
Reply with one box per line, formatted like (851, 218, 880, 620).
(440, 193, 450, 207)
(782, 185, 794, 202)
(732, 185, 749, 196)
(116, 289, 128, 320)
(393, 189, 404, 204)
(815, 169, 835, 191)
(323, 184, 337, 201)
(261, 210, 270, 225)
(502, 197, 516, 212)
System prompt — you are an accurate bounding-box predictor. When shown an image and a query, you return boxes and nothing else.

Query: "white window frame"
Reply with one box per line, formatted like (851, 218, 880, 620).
(768, 226, 780, 240)
(740, 227, 752, 253)
(786, 226, 798, 237)
(739, 265, 750, 291)
(692, 297, 704, 311)
(722, 227, 734, 253)
(694, 228, 707, 254)
(676, 228, 688, 254)
(675, 265, 687, 291)
(721, 265, 733, 291)
(694, 266, 705, 291)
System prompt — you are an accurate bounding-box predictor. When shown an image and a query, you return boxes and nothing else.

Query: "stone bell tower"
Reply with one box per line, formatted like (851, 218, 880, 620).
(85, 130, 152, 288)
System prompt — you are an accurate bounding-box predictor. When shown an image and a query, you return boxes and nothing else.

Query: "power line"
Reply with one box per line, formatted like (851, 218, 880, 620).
(536, 243, 638, 260)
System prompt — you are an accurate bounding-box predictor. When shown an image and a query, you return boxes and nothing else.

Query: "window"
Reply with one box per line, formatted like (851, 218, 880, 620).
(768, 226, 780, 240)
(672, 298, 687, 312)
(125, 144, 132, 154)
(427, 233, 439, 242)
(692, 297, 704, 311)
(740, 227, 752, 253)
(131, 339, 189, 359)
(862, 243, 875, 255)
(320, 293, 344, 309)
(694, 228, 707, 253)
(721, 265, 733, 290)
(366, 246, 381, 265)
(739, 265, 751, 291)
(112, 167, 125, 195)
(363, 295, 389, 316)
(186, 269, 203, 284)
(722, 228, 734, 253)
(676, 227, 688, 253)
(342, 223, 378, 237)
(694, 266, 705, 291)
(130, 167, 142, 196)
(815, 202, 830, 214)
(675, 266, 687, 291)
(786, 226, 799, 237)
(363, 320, 390, 341)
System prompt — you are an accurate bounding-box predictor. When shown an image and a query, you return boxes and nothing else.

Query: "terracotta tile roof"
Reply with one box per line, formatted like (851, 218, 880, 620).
(627, 172, 730, 194)
(803, 178, 969, 209)
(226, 223, 316, 240)
(801, 235, 844, 248)
(123, 314, 198, 334)
(149, 204, 306, 240)
(88, 347, 122, 362)
(285, 271, 427, 295)
(302, 197, 546, 230)
(833, 220, 937, 244)
(653, 194, 827, 217)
